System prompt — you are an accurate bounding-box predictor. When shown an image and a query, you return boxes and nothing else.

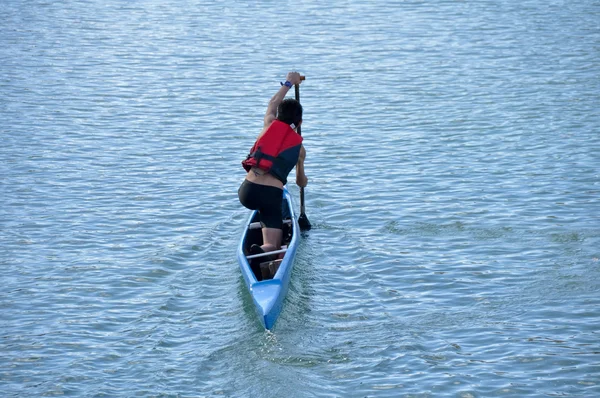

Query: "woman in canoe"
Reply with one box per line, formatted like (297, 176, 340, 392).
(238, 71, 308, 262)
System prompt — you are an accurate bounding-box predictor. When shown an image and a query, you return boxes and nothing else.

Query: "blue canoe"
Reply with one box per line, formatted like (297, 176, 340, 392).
(237, 186, 300, 329)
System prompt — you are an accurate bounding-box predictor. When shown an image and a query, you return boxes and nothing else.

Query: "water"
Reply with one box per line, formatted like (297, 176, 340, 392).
(1, 0, 599, 396)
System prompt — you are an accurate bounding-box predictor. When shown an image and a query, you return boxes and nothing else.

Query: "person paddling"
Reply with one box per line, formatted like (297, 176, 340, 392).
(238, 72, 308, 276)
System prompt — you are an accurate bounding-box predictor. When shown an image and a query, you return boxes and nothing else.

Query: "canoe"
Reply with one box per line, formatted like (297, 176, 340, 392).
(237, 186, 300, 329)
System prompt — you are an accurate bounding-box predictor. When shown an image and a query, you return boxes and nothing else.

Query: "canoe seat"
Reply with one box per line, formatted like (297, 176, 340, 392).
(246, 247, 287, 260)
(248, 219, 292, 230)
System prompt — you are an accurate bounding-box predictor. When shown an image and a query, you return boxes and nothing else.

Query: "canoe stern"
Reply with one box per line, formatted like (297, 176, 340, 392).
(250, 279, 283, 329)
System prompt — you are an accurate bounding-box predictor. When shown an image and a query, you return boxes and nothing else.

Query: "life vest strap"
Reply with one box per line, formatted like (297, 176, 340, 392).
(247, 147, 276, 164)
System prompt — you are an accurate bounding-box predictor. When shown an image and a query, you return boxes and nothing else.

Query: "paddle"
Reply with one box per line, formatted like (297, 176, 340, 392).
(295, 77, 312, 231)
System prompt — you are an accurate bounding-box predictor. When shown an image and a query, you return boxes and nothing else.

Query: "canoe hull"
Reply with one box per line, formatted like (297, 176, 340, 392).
(237, 187, 299, 329)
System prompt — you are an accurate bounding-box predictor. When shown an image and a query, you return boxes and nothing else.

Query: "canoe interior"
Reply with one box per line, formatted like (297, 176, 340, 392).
(243, 198, 293, 281)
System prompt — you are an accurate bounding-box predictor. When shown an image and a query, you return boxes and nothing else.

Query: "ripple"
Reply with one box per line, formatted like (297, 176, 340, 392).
(2, 0, 600, 396)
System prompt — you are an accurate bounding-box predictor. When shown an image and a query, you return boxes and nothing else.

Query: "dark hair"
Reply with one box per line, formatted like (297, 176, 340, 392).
(276, 98, 303, 127)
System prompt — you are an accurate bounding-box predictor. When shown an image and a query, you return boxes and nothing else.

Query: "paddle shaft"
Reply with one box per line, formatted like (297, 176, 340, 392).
(295, 82, 303, 207)
(295, 77, 311, 230)
(294, 82, 302, 137)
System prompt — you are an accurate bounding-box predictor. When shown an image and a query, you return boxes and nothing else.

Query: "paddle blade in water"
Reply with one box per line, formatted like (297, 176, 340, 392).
(298, 213, 311, 231)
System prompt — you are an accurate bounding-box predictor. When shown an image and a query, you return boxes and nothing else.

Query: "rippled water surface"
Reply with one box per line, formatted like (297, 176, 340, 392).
(2, 0, 599, 396)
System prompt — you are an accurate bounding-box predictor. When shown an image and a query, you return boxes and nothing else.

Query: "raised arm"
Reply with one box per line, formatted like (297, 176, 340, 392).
(264, 72, 304, 127)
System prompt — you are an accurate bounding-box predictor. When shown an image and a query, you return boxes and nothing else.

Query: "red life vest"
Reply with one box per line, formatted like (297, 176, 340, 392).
(242, 120, 303, 184)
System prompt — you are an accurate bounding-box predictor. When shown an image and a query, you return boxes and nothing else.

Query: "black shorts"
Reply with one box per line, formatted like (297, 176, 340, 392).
(238, 180, 283, 229)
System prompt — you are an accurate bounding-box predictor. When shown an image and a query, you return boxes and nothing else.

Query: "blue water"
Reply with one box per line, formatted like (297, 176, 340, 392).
(2, 0, 599, 396)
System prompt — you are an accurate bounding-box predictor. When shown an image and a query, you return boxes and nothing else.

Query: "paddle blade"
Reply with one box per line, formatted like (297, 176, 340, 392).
(298, 212, 311, 231)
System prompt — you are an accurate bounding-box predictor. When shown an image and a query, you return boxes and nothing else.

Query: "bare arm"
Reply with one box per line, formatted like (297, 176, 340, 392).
(296, 145, 308, 187)
(264, 72, 303, 127)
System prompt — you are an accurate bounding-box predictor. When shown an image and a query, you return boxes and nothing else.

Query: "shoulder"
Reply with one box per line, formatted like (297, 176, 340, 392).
(264, 114, 276, 128)
(256, 121, 274, 140)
